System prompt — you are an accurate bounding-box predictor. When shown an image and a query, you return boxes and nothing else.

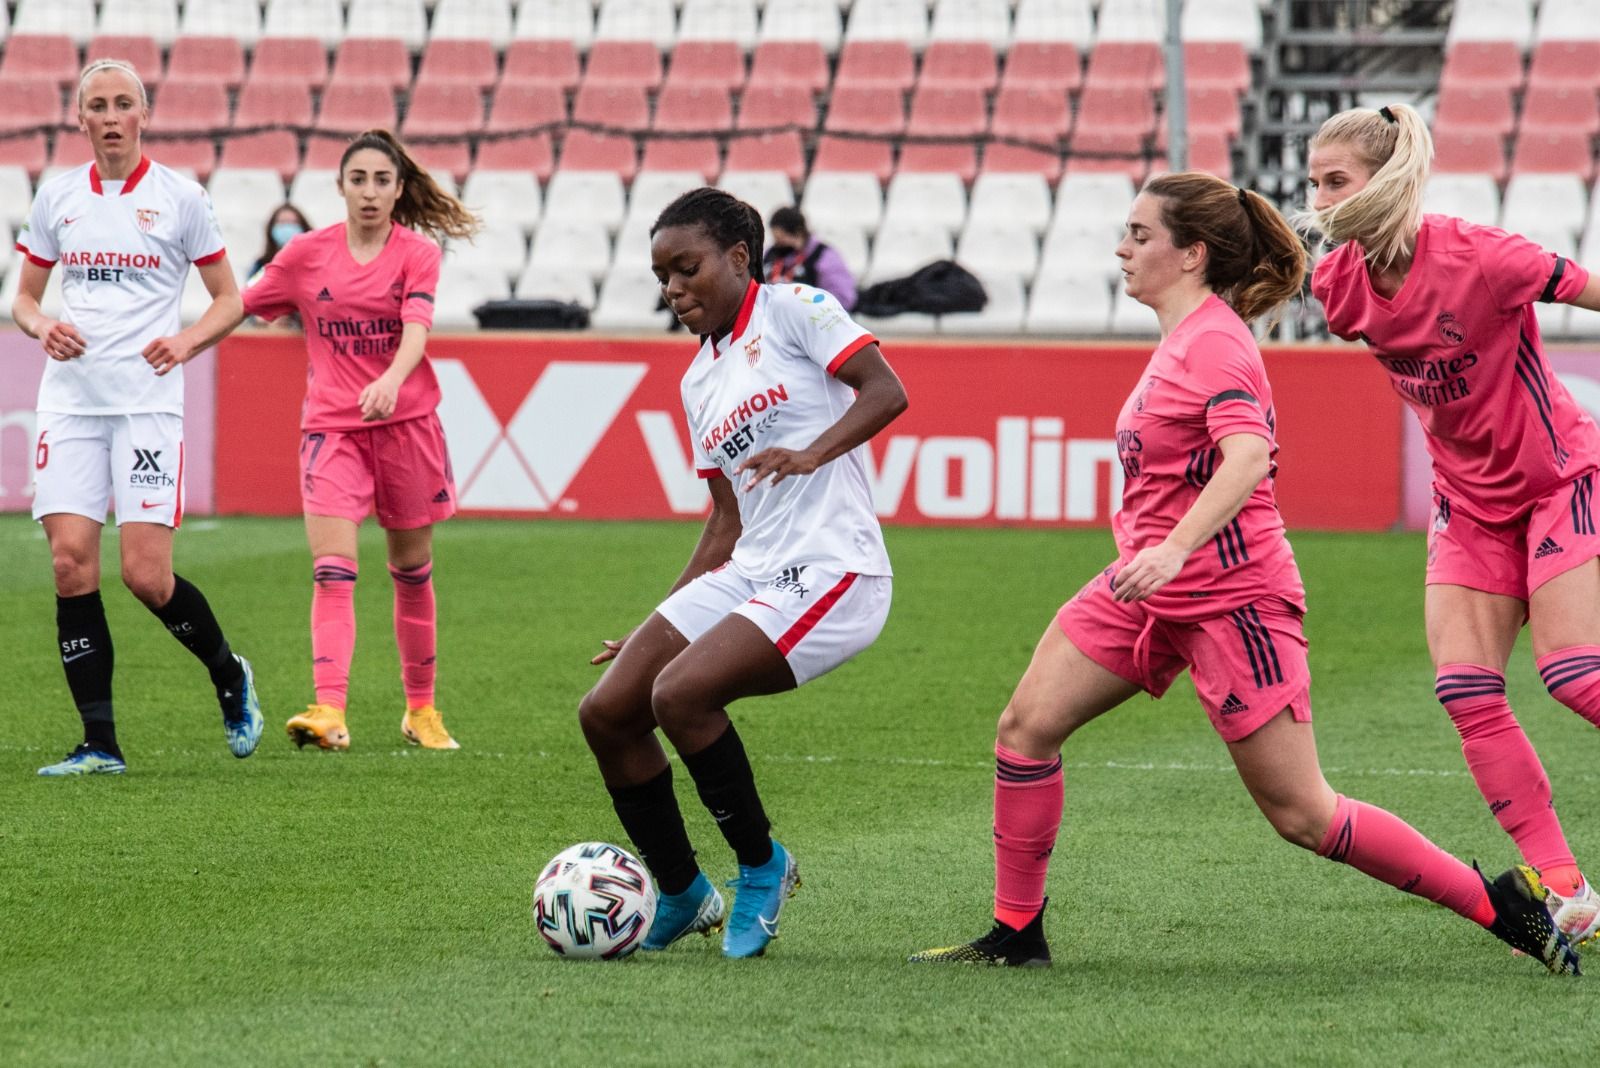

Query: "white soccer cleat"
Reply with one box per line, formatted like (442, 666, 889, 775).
(1547, 878, 1600, 949)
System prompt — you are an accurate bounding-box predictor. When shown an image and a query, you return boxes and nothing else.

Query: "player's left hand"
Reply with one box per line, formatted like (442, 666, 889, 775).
(1111, 541, 1188, 602)
(359, 374, 401, 422)
(142, 336, 195, 376)
(734, 447, 820, 491)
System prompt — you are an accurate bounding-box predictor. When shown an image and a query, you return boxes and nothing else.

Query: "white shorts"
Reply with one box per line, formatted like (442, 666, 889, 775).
(656, 564, 892, 685)
(31, 412, 186, 528)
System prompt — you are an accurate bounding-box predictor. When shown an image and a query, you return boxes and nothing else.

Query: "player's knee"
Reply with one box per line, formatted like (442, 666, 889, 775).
(997, 697, 1068, 752)
(648, 673, 692, 730)
(120, 561, 172, 608)
(578, 687, 642, 747)
(1261, 798, 1328, 851)
(50, 547, 95, 593)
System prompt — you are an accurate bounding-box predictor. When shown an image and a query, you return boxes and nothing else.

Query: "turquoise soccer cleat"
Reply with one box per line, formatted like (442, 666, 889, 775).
(220, 654, 263, 758)
(722, 840, 800, 959)
(642, 871, 726, 951)
(38, 743, 127, 777)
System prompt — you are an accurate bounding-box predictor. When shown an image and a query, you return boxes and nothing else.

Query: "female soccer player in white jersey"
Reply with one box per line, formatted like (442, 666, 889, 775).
(578, 188, 908, 958)
(12, 60, 262, 776)
(234, 130, 478, 752)
(1307, 104, 1600, 948)
(911, 173, 1577, 973)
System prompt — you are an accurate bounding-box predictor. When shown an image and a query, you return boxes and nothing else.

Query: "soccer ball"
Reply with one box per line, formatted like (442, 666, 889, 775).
(532, 842, 657, 960)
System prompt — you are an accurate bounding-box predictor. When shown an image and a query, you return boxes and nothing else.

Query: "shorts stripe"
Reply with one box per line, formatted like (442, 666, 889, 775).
(1571, 473, 1596, 536)
(775, 572, 858, 655)
(1229, 607, 1283, 689)
(173, 442, 185, 529)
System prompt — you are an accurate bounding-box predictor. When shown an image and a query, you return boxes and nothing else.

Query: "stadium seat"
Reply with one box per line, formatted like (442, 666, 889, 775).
(1186, 87, 1243, 139)
(1, 35, 79, 88)
(431, 0, 514, 49)
(1110, 284, 1159, 334)
(573, 83, 650, 131)
(807, 218, 870, 278)
(1068, 130, 1166, 185)
(1422, 173, 1501, 225)
(558, 131, 639, 182)
(477, 83, 562, 179)
(1439, 42, 1524, 93)
(1025, 265, 1113, 333)
(1184, 42, 1251, 94)
(97, 0, 180, 48)
(758, 0, 842, 52)
(179, 0, 262, 48)
(844, 0, 931, 50)
(717, 170, 796, 222)
(261, 0, 346, 48)
(145, 82, 223, 180)
(899, 144, 980, 183)
(801, 171, 884, 233)
(834, 42, 917, 94)
(1186, 130, 1233, 179)
(344, 0, 428, 51)
(1432, 130, 1509, 181)
(991, 86, 1072, 145)
(664, 42, 745, 92)
(1179, 0, 1263, 49)
(416, 40, 499, 91)
(208, 168, 289, 224)
(449, 224, 529, 276)
(811, 137, 896, 184)
(1511, 129, 1595, 179)
(512, 0, 594, 52)
(747, 42, 829, 94)
(625, 170, 703, 228)
(939, 271, 1025, 334)
(329, 39, 410, 92)
(0, 77, 58, 176)
(928, 0, 1012, 51)
(1096, 0, 1166, 43)
(287, 169, 347, 228)
(825, 87, 907, 137)
(527, 218, 613, 281)
(1521, 84, 1600, 135)
(515, 264, 596, 306)
(1527, 40, 1600, 87)
(903, 87, 986, 183)
(883, 172, 967, 234)
(461, 169, 542, 234)
(919, 42, 998, 93)
(86, 36, 164, 89)
(955, 222, 1039, 281)
(639, 139, 720, 181)
(501, 40, 581, 91)
(13, 0, 96, 45)
(981, 145, 1064, 182)
(650, 86, 728, 178)
(592, 265, 674, 330)
(968, 171, 1053, 234)
(306, 84, 399, 170)
(1503, 172, 1588, 238)
(677, 0, 759, 50)
(594, 0, 678, 50)
(1052, 172, 1135, 242)
(581, 41, 665, 92)
(47, 126, 96, 172)
(402, 83, 485, 182)
(251, 37, 330, 92)
(1000, 42, 1083, 93)
(1447, 0, 1534, 49)
(603, 221, 659, 291)
(165, 36, 246, 90)
(1084, 42, 1163, 91)
(0, 166, 34, 225)
(1533, 0, 1600, 42)
(724, 132, 806, 183)
(218, 82, 312, 180)
(1076, 86, 1158, 137)
(1011, 0, 1094, 50)
(544, 169, 628, 232)
(1433, 85, 1516, 138)
(434, 259, 511, 330)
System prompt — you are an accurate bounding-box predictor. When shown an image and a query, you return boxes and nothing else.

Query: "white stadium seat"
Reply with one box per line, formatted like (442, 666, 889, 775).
(844, 0, 930, 49)
(594, 0, 678, 49)
(287, 170, 348, 231)
(544, 171, 628, 233)
(180, 0, 263, 46)
(968, 173, 1054, 235)
(883, 172, 968, 235)
(516, 265, 597, 307)
(678, 0, 759, 49)
(431, 0, 515, 47)
(0, 167, 33, 227)
(592, 265, 673, 331)
(262, 0, 348, 47)
(14, 0, 97, 44)
(866, 220, 953, 283)
(345, 0, 429, 50)
(1446, 0, 1535, 48)
(1026, 267, 1113, 333)
(929, 0, 1013, 50)
(758, 0, 843, 50)
(1096, 0, 1167, 43)
(1502, 174, 1588, 242)
(528, 219, 614, 281)
(435, 257, 512, 330)
(806, 219, 870, 278)
(801, 172, 883, 235)
(625, 171, 705, 231)
(956, 222, 1039, 280)
(451, 225, 531, 277)
(461, 170, 543, 235)
(208, 169, 291, 225)
(940, 271, 1026, 334)
(1422, 174, 1501, 227)
(97, 0, 181, 47)
(514, 0, 595, 49)
(1535, 0, 1600, 42)
(1110, 285, 1160, 335)
(1011, 0, 1094, 47)
(1180, 0, 1263, 48)
(718, 171, 796, 226)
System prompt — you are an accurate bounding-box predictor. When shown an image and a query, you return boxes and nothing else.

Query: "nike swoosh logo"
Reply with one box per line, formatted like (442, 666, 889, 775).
(63, 217, 78, 225)
(141, 500, 161, 509)
(63, 650, 93, 663)
(759, 915, 779, 936)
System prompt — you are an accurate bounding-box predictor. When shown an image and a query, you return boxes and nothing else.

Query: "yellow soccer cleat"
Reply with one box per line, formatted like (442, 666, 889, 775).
(401, 705, 460, 750)
(286, 704, 350, 751)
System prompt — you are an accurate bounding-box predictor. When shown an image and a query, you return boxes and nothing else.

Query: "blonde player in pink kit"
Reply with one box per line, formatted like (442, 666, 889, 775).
(911, 173, 1578, 973)
(1308, 104, 1600, 949)
(234, 130, 478, 751)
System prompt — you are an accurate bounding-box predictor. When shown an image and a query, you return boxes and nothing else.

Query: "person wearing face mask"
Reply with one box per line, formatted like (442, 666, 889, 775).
(251, 203, 311, 277)
(762, 207, 857, 311)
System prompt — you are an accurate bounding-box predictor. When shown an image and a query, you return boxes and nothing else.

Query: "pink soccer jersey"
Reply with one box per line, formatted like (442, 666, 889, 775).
(1313, 214, 1600, 523)
(243, 222, 441, 431)
(1112, 295, 1304, 623)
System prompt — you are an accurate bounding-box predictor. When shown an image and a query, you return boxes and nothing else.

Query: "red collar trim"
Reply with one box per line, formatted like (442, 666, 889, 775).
(89, 155, 151, 196)
(731, 278, 760, 340)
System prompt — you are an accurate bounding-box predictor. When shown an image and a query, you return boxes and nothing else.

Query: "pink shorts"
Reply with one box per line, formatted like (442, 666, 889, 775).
(1427, 473, 1600, 600)
(1056, 566, 1312, 743)
(299, 413, 457, 530)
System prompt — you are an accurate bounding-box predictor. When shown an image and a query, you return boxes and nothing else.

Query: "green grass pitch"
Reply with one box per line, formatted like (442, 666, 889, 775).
(1, 515, 1594, 1066)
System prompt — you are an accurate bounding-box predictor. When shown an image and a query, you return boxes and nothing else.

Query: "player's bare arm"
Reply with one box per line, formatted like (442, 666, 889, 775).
(357, 321, 429, 421)
(734, 344, 907, 490)
(1113, 432, 1271, 603)
(13, 260, 86, 360)
(1566, 271, 1600, 312)
(144, 257, 243, 375)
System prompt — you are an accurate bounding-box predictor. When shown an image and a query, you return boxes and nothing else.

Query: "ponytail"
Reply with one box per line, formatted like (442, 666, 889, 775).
(1299, 103, 1432, 272)
(338, 129, 480, 242)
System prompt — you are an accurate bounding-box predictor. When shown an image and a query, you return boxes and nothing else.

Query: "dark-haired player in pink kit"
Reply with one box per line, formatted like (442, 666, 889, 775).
(230, 129, 480, 751)
(912, 172, 1578, 973)
(1308, 103, 1600, 948)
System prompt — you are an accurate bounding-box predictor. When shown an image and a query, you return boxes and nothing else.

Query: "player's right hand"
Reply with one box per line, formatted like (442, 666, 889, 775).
(590, 631, 634, 665)
(41, 319, 86, 360)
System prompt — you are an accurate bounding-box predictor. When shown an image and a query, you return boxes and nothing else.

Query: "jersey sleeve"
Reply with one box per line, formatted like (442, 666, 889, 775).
(241, 239, 300, 321)
(180, 185, 227, 266)
(1476, 226, 1589, 311)
(1190, 331, 1274, 443)
(401, 239, 440, 328)
(16, 187, 58, 267)
(769, 284, 877, 375)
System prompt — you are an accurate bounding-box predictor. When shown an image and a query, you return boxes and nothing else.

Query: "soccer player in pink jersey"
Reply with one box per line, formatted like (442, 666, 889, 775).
(1307, 103, 1600, 948)
(910, 173, 1578, 973)
(15, 59, 263, 776)
(232, 130, 479, 752)
(579, 188, 908, 958)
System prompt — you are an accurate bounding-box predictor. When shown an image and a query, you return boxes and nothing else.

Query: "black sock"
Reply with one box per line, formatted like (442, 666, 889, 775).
(151, 574, 243, 692)
(57, 591, 119, 757)
(607, 767, 701, 896)
(680, 723, 773, 869)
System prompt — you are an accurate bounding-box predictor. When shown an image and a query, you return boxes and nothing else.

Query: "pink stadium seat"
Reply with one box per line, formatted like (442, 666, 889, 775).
(0, 76, 61, 176)
(724, 131, 804, 183)
(899, 143, 977, 183)
(1184, 42, 1250, 94)
(834, 41, 916, 94)
(907, 87, 986, 138)
(1, 35, 81, 88)
(218, 82, 312, 180)
(664, 41, 745, 92)
(572, 85, 650, 132)
(980, 143, 1062, 182)
(1084, 42, 1163, 92)
(87, 36, 163, 88)
(737, 85, 815, 130)
(1069, 128, 1164, 185)
(1511, 130, 1595, 178)
(306, 83, 398, 169)
(152, 81, 230, 130)
(416, 39, 498, 92)
(165, 37, 246, 90)
(1527, 41, 1600, 89)
(48, 128, 96, 170)
(501, 40, 581, 92)
(1521, 85, 1600, 136)
(824, 87, 906, 136)
(655, 86, 733, 132)
(991, 87, 1071, 142)
(1000, 42, 1082, 94)
(402, 83, 485, 182)
(640, 137, 720, 181)
(1433, 85, 1516, 138)
(476, 134, 555, 179)
(330, 38, 411, 93)
(1185, 87, 1242, 139)
(1075, 86, 1157, 137)
(582, 41, 664, 93)
(251, 37, 329, 92)
(747, 42, 828, 95)
(478, 85, 562, 179)
(918, 42, 998, 93)
(811, 135, 895, 183)
(1187, 130, 1233, 179)
(1439, 42, 1523, 93)
(558, 130, 638, 182)
(1432, 130, 1508, 182)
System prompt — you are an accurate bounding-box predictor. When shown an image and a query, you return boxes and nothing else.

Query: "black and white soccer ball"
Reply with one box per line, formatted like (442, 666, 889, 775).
(532, 842, 657, 960)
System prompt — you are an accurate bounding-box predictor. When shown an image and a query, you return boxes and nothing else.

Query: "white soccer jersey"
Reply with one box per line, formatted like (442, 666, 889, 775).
(683, 280, 892, 579)
(16, 156, 226, 416)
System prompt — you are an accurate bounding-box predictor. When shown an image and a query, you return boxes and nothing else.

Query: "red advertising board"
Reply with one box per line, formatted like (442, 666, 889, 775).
(214, 334, 1403, 530)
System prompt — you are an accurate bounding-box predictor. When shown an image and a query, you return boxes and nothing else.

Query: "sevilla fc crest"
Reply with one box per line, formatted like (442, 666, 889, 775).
(744, 334, 762, 367)
(135, 208, 159, 233)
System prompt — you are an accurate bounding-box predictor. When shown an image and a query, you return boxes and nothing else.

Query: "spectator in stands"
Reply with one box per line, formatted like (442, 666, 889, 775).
(763, 207, 857, 311)
(909, 172, 1577, 975)
(1305, 102, 1600, 949)
(250, 203, 310, 278)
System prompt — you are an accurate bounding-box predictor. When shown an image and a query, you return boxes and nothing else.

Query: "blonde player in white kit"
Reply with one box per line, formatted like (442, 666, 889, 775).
(13, 60, 263, 776)
(578, 188, 909, 959)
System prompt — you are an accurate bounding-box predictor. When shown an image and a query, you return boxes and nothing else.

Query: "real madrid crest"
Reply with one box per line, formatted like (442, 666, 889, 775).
(1436, 312, 1465, 345)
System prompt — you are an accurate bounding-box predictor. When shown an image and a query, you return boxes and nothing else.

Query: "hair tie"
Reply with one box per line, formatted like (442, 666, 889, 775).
(1237, 187, 1249, 205)
(1379, 106, 1398, 124)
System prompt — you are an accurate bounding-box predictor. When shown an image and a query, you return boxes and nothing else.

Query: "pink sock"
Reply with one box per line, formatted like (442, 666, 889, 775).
(993, 742, 1064, 930)
(1537, 645, 1600, 729)
(1436, 664, 1576, 875)
(311, 556, 357, 709)
(1317, 794, 1494, 926)
(390, 561, 437, 710)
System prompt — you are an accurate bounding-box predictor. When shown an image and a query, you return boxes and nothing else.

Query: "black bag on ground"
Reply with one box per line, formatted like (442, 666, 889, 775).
(473, 299, 590, 330)
(852, 260, 987, 318)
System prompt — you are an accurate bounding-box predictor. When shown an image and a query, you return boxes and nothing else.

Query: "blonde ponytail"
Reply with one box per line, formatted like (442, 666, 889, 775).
(1300, 103, 1433, 272)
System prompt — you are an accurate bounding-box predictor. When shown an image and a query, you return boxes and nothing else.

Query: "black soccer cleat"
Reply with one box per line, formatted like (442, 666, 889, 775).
(908, 900, 1053, 967)
(1480, 862, 1582, 975)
